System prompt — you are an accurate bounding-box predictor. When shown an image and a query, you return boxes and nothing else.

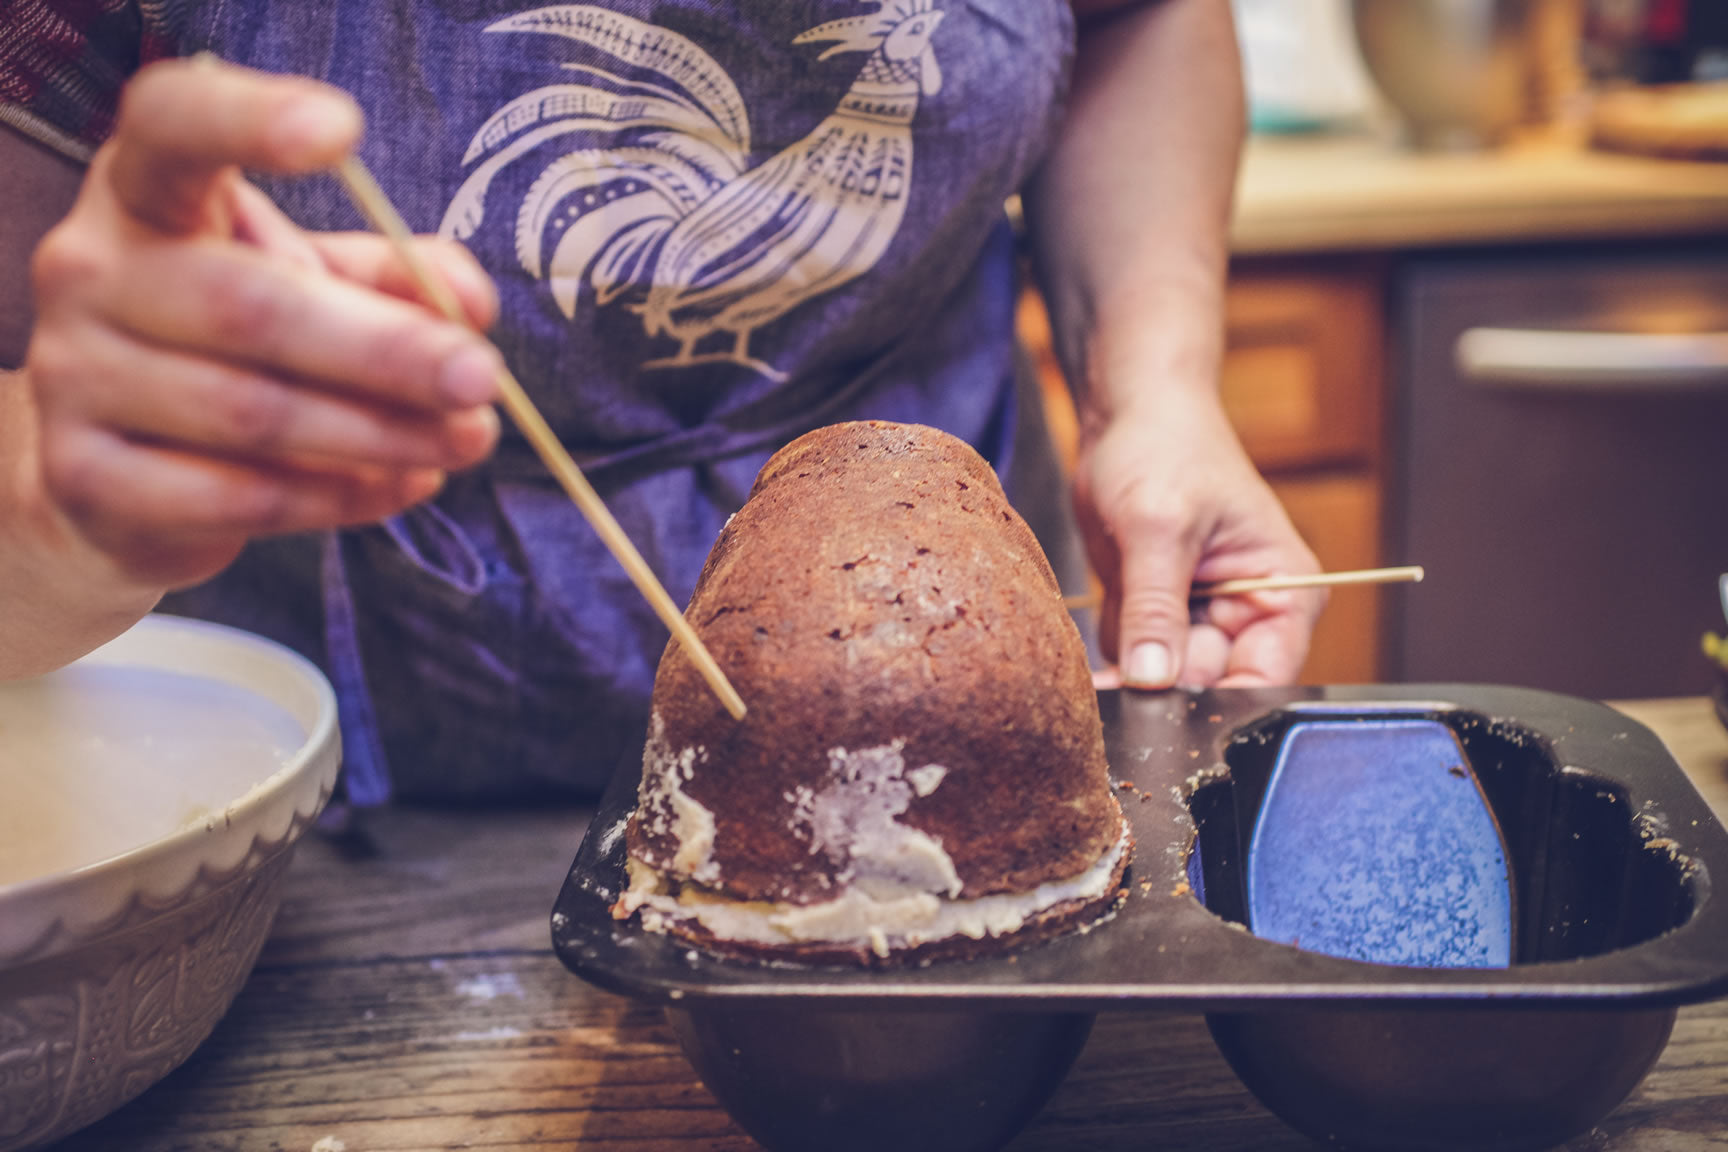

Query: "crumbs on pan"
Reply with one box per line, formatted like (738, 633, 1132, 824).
(1080, 891, 1129, 930)
(311, 1138, 347, 1152)
(1181, 764, 1230, 794)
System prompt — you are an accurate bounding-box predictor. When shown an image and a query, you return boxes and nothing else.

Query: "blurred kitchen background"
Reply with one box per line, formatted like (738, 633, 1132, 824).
(1023, 0, 1728, 700)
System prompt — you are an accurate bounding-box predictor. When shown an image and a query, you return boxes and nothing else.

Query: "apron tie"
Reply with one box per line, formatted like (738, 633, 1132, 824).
(321, 530, 394, 808)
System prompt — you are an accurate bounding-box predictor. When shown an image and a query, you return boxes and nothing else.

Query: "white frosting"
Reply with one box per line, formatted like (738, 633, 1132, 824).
(636, 714, 719, 884)
(621, 827, 1129, 958)
(627, 723, 1126, 957)
(668, 790, 716, 876)
(793, 741, 962, 899)
(0, 665, 305, 886)
(906, 763, 948, 797)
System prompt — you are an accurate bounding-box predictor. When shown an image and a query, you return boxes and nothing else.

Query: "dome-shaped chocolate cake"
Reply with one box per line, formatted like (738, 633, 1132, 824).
(614, 420, 1128, 963)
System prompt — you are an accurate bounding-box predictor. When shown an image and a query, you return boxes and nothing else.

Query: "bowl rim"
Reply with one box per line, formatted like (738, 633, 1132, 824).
(0, 613, 339, 962)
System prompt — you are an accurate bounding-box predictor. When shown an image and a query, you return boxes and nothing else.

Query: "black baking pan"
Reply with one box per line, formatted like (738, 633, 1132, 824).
(551, 685, 1728, 1152)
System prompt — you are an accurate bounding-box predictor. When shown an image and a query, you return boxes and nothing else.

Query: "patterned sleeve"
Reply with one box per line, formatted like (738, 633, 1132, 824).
(0, 0, 175, 162)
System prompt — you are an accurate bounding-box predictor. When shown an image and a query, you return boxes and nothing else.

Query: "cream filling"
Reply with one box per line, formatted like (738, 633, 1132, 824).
(635, 713, 721, 884)
(906, 763, 948, 797)
(789, 740, 962, 899)
(626, 722, 1125, 958)
(667, 789, 716, 876)
(620, 827, 1129, 959)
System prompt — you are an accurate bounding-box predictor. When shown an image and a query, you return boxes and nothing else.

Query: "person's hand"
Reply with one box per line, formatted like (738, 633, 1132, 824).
(1073, 388, 1323, 690)
(25, 57, 503, 589)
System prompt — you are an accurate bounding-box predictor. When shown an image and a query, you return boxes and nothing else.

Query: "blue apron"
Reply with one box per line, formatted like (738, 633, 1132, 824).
(156, 1, 1076, 802)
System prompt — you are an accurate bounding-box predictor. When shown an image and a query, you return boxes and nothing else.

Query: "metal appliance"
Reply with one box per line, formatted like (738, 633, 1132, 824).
(1389, 242, 1728, 699)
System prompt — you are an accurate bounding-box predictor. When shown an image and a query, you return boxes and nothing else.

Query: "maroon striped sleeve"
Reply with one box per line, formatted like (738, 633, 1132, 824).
(0, 0, 150, 160)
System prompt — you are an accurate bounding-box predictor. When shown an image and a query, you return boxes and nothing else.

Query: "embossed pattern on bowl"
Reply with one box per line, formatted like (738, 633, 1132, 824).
(0, 616, 338, 1151)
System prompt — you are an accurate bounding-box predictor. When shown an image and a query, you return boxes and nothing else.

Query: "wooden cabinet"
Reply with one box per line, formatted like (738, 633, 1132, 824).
(1021, 254, 1389, 683)
(1219, 260, 1381, 472)
(1224, 256, 1387, 684)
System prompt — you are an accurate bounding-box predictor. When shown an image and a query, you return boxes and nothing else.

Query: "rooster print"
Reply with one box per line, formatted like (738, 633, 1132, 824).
(438, 2, 946, 382)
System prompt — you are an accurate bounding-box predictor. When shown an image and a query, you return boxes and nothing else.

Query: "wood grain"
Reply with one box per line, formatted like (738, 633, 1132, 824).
(1266, 474, 1384, 684)
(53, 700, 1728, 1151)
(1220, 259, 1383, 474)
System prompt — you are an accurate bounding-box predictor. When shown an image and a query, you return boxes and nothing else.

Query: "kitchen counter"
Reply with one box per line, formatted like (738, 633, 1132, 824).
(51, 697, 1728, 1152)
(1233, 131, 1728, 254)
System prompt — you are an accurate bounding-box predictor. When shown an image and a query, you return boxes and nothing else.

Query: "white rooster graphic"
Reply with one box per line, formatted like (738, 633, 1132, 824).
(439, 2, 946, 382)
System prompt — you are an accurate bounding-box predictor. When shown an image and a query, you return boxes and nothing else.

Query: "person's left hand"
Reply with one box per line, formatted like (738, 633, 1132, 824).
(1072, 386, 1323, 690)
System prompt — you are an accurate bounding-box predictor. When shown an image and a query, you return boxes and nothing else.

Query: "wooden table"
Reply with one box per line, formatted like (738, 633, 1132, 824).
(55, 699, 1728, 1151)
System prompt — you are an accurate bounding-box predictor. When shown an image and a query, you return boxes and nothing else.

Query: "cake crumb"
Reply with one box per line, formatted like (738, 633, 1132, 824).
(906, 762, 948, 797)
(869, 927, 891, 958)
(1170, 879, 1192, 898)
(311, 1138, 347, 1152)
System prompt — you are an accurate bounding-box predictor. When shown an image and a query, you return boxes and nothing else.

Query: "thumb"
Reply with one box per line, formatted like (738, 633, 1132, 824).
(1115, 532, 1198, 691)
(1112, 535, 1195, 694)
(107, 57, 361, 235)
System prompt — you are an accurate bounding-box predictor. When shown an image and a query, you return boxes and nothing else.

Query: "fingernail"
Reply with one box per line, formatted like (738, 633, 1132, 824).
(404, 468, 446, 504)
(441, 245, 500, 317)
(438, 343, 501, 406)
(1125, 642, 1172, 688)
(447, 405, 500, 465)
(273, 95, 362, 161)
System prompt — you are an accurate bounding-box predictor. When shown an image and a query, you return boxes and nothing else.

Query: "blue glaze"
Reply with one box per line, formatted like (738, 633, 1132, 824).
(1247, 719, 1513, 968)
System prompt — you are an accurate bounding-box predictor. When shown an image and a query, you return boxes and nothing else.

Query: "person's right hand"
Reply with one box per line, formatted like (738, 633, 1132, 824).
(25, 57, 503, 589)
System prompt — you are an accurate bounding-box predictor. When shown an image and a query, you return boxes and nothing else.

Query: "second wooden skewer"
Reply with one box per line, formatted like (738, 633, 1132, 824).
(334, 156, 747, 721)
(1062, 565, 1425, 611)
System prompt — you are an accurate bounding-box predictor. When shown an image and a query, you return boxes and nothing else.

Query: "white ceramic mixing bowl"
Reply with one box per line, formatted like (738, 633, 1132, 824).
(0, 615, 338, 1150)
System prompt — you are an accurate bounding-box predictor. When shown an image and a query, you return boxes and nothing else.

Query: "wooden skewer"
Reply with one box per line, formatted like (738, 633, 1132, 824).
(1193, 564, 1426, 598)
(1061, 565, 1425, 611)
(334, 157, 747, 720)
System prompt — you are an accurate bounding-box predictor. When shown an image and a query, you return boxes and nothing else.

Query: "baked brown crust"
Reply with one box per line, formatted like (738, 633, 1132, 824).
(625, 420, 1125, 952)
